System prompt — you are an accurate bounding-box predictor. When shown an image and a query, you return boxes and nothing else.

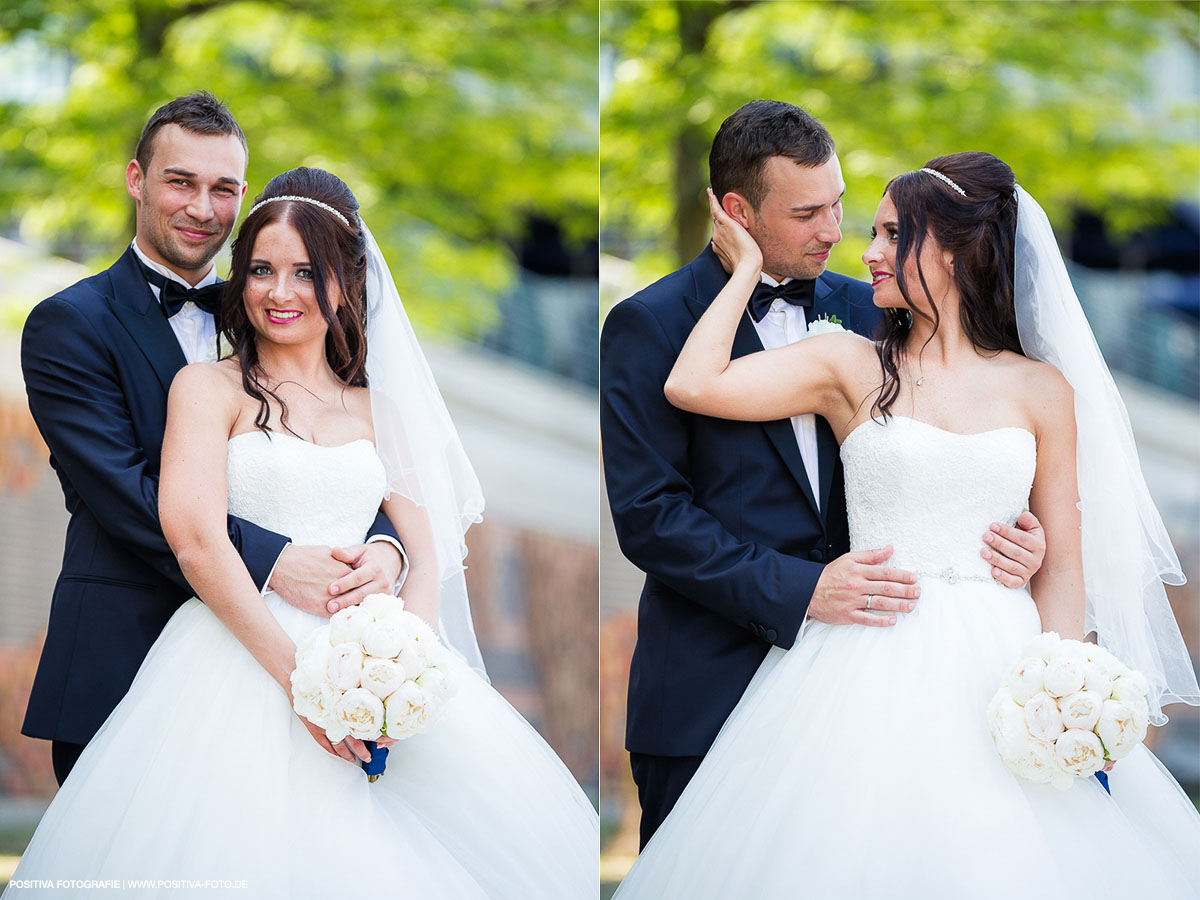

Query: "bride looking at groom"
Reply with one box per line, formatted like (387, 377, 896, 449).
(601, 101, 1050, 848)
(608, 107, 1200, 897)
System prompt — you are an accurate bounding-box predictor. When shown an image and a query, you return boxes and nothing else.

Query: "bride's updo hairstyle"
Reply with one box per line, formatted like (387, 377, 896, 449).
(873, 151, 1023, 418)
(222, 167, 369, 435)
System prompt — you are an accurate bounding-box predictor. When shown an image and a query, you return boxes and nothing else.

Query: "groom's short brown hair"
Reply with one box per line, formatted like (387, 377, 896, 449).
(709, 100, 835, 210)
(135, 90, 247, 171)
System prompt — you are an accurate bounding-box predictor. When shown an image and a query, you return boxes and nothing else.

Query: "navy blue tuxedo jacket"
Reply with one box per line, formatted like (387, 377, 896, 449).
(21, 246, 396, 746)
(601, 246, 881, 758)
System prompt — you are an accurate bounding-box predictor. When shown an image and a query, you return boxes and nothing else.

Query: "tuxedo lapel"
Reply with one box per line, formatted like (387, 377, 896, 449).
(107, 247, 188, 395)
(682, 247, 823, 523)
(809, 277, 848, 327)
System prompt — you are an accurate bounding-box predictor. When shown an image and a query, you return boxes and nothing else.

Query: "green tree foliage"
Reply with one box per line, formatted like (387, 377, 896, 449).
(0, 0, 598, 335)
(601, 0, 1199, 280)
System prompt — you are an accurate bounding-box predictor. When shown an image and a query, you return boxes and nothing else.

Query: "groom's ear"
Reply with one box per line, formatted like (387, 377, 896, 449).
(126, 159, 145, 205)
(722, 192, 753, 229)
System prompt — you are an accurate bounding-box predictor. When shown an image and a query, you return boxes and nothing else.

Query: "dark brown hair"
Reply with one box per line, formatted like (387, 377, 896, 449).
(135, 91, 248, 171)
(221, 167, 369, 435)
(873, 151, 1023, 418)
(709, 100, 836, 210)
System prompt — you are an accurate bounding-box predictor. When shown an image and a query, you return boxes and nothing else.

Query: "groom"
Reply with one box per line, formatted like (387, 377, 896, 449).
(21, 92, 405, 785)
(601, 100, 1047, 846)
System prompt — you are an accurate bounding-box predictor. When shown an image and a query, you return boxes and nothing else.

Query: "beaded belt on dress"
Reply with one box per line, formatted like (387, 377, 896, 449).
(910, 566, 994, 585)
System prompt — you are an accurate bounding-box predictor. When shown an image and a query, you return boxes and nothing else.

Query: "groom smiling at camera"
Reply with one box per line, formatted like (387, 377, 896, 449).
(600, 99, 1050, 848)
(20, 91, 406, 786)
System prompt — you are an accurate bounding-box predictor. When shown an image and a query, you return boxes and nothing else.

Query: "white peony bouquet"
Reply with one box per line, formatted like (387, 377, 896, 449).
(987, 632, 1150, 790)
(290, 593, 456, 780)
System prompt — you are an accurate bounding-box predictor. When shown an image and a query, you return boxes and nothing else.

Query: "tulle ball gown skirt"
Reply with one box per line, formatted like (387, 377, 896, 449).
(614, 577, 1200, 899)
(5, 593, 598, 899)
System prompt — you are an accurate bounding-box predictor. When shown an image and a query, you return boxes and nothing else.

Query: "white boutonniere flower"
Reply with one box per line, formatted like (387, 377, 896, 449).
(807, 314, 846, 337)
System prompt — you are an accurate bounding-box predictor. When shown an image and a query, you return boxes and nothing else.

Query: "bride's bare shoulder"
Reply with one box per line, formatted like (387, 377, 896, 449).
(1004, 354, 1074, 431)
(168, 360, 243, 407)
(339, 383, 375, 430)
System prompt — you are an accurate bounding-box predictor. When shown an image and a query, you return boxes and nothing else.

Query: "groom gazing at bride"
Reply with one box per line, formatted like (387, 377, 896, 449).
(20, 91, 406, 786)
(600, 99, 1048, 847)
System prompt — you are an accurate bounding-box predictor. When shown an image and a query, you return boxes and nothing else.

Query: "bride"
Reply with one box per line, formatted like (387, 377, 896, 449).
(5, 168, 597, 898)
(614, 152, 1200, 898)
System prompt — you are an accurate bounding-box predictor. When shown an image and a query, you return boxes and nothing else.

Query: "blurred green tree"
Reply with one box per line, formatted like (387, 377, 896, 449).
(0, 0, 598, 335)
(601, 0, 1199, 279)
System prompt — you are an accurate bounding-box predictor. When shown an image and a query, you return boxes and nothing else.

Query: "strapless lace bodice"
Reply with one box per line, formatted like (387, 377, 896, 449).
(226, 431, 387, 547)
(840, 416, 1036, 583)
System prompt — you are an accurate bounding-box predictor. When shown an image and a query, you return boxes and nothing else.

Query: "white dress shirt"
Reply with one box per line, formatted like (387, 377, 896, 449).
(749, 273, 821, 509)
(130, 240, 220, 364)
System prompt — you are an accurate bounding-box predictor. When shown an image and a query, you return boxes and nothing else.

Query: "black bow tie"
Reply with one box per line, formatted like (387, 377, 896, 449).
(747, 278, 815, 323)
(136, 257, 223, 318)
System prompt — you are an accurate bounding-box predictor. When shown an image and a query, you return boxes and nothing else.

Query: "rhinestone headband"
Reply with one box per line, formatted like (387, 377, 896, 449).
(247, 195, 351, 227)
(919, 168, 967, 198)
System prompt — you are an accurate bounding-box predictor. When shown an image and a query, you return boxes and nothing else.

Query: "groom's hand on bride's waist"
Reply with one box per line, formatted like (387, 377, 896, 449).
(980, 510, 1046, 589)
(807, 546, 919, 628)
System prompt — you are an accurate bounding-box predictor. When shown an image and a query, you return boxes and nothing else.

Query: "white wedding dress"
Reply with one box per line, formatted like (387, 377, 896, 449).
(5, 432, 598, 899)
(616, 415, 1200, 899)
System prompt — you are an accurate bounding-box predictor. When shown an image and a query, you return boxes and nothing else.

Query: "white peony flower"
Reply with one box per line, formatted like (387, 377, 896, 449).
(293, 682, 339, 728)
(329, 605, 376, 646)
(1053, 728, 1105, 778)
(1042, 656, 1087, 698)
(384, 680, 436, 739)
(1010, 737, 1059, 785)
(1005, 657, 1047, 705)
(1082, 661, 1114, 699)
(1084, 643, 1122, 672)
(1131, 697, 1150, 738)
(1110, 671, 1150, 705)
(396, 640, 430, 680)
(324, 721, 350, 745)
(360, 657, 407, 700)
(405, 612, 441, 645)
(1020, 631, 1061, 662)
(360, 618, 410, 659)
(360, 592, 405, 619)
(1058, 690, 1104, 731)
(291, 629, 334, 694)
(1023, 692, 1065, 742)
(298, 623, 333, 652)
(294, 683, 346, 743)
(335, 687, 386, 740)
(1050, 639, 1091, 662)
(416, 666, 455, 703)
(1096, 699, 1146, 760)
(327, 643, 365, 691)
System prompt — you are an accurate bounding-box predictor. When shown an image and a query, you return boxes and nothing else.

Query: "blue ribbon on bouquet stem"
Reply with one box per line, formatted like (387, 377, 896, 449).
(362, 740, 389, 782)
